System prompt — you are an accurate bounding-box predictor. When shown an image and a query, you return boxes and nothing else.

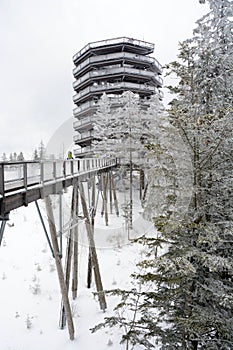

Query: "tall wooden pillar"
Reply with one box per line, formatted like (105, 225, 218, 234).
(60, 186, 77, 329)
(109, 172, 113, 214)
(79, 181, 107, 311)
(111, 173, 119, 216)
(87, 175, 96, 288)
(139, 169, 145, 201)
(102, 173, 108, 226)
(44, 195, 75, 340)
(72, 183, 79, 300)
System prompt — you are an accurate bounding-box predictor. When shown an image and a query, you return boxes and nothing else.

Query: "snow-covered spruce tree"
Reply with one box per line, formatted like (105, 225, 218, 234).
(142, 94, 194, 222)
(91, 268, 159, 350)
(93, 91, 164, 226)
(92, 1, 233, 349)
(139, 0, 233, 348)
(92, 91, 164, 189)
(93, 91, 163, 163)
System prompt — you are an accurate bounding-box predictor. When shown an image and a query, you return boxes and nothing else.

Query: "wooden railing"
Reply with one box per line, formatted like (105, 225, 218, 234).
(0, 157, 118, 198)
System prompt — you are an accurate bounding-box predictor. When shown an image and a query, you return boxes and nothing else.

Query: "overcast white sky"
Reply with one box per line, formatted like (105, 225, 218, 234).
(0, 0, 209, 157)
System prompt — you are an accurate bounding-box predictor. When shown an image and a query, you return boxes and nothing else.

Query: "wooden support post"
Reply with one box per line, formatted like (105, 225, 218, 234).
(109, 172, 113, 214)
(102, 173, 108, 226)
(59, 187, 76, 329)
(0, 220, 7, 247)
(72, 184, 79, 300)
(79, 181, 107, 311)
(111, 174, 119, 216)
(35, 200, 54, 258)
(129, 160, 133, 229)
(100, 174, 104, 217)
(142, 182, 148, 203)
(0, 163, 5, 198)
(44, 196, 75, 340)
(139, 169, 145, 201)
(101, 198, 104, 217)
(91, 176, 96, 226)
(87, 175, 95, 288)
(58, 192, 63, 258)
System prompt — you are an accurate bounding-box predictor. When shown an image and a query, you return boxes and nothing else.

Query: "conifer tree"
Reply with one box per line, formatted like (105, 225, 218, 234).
(92, 1, 233, 349)
(93, 91, 160, 165)
(93, 90, 164, 227)
(141, 1, 233, 347)
(33, 148, 39, 161)
(13, 152, 17, 161)
(38, 140, 46, 160)
(17, 152, 24, 161)
(1, 153, 7, 161)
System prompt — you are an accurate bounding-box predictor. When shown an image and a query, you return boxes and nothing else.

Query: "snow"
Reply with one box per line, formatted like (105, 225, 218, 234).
(0, 187, 155, 350)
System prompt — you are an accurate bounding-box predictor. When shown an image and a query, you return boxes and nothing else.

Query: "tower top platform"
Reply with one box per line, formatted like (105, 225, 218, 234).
(73, 37, 155, 64)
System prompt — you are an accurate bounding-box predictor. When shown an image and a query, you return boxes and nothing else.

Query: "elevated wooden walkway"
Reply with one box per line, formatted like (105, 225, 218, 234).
(0, 157, 118, 219)
(0, 157, 120, 339)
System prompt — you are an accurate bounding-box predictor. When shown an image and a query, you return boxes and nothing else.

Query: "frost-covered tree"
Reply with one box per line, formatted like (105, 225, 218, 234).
(91, 279, 156, 350)
(93, 91, 163, 166)
(38, 140, 46, 160)
(1, 153, 7, 161)
(33, 148, 39, 161)
(13, 152, 17, 161)
(17, 151, 24, 161)
(92, 91, 164, 194)
(142, 95, 193, 221)
(93, 91, 164, 227)
(165, 0, 233, 225)
(92, 1, 233, 349)
(140, 0, 233, 348)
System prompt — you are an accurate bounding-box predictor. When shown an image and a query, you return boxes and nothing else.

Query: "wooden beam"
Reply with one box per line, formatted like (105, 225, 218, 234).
(72, 184, 79, 300)
(102, 173, 108, 226)
(111, 174, 119, 216)
(87, 176, 96, 288)
(79, 181, 107, 311)
(44, 195, 75, 340)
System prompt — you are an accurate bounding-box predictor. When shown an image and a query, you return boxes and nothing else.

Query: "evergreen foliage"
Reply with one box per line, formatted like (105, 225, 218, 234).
(17, 151, 24, 161)
(1, 153, 7, 161)
(92, 91, 163, 167)
(33, 148, 39, 160)
(92, 1, 233, 349)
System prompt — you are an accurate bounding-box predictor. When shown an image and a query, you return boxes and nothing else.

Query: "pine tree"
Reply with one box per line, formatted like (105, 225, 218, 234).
(33, 148, 39, 161)
(1, 153, 7, 161)
(13, 152, 17, 161)
(139, 0, 233, 348)
(38, 140, 46, 160)
(92, 1, 233, 349)
(93, 91, 164, 227)
(17, 152, 24, 161)
(93, 91, 163, 166)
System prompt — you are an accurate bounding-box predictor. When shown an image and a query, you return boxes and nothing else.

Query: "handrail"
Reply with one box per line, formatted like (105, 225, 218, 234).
(73, 116, 93, 129)
(73, 131, 93, 142)
(0, 158, 118, 197)
(73, 100, 98, 116)
(73, 52, 162, 76)
(73, 82, 159, 103)
(73, 67, 162, 90)
(73, 37, 154, 62)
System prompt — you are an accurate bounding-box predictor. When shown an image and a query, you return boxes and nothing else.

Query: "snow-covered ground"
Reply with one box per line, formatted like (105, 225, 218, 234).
(0, 187, 156, 350)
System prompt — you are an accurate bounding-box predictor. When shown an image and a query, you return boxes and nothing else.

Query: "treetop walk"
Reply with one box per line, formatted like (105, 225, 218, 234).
(0, 156, 120, 340)
(0, 157, 118, 219)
